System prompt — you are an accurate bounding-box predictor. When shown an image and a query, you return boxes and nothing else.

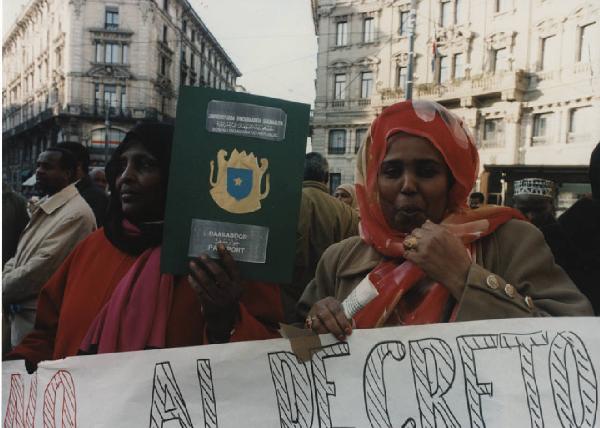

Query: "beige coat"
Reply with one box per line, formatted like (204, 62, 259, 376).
(3, 183, 96, 346)
(298, 219, 593, 320)
(284, 181, 359, 321)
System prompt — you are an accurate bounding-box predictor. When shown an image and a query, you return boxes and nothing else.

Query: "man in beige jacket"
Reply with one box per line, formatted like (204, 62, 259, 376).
(3, 148, 96, 348)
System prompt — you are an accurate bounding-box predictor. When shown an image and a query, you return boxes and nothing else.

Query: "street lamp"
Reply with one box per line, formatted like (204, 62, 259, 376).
(104, 100, 111, 165)
(406, 0, 417, 100)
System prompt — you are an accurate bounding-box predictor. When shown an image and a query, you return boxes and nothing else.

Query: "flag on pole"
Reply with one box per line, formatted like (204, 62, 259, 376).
(431, 27, 438, 73)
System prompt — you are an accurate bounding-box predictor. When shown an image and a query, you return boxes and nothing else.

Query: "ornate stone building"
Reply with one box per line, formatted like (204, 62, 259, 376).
(311, 0, 599, 208)
(3, 0, 240, 191)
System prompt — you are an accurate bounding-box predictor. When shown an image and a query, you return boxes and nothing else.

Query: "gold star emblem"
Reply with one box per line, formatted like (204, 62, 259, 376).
(233, 177, 243, 186)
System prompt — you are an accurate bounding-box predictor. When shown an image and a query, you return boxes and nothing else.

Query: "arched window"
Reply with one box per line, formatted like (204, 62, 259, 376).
(90, 127, 126, 146)
(89, 127, 126, 163)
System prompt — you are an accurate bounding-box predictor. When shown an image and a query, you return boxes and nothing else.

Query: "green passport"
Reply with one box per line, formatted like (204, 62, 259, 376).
(161, 87, 310, 283)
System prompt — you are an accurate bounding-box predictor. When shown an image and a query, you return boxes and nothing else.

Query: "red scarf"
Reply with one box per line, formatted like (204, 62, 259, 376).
(80, 221, 174, 353)
(353, 101, 524, 328)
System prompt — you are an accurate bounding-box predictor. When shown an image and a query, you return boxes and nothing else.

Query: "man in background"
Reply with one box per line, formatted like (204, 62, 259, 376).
(90, 167, 108, 194)
(512, 177, 580, 293)
(3, 147, 96, 348)
(2, 183, 30, 354)
(513, 178, 558, 228)
(285, 152, 359, 321)
(3, 183, 29, 267)
(468, 192, 485, 209)
(559, 143, 600, 314)
(57, 143, 109, 226)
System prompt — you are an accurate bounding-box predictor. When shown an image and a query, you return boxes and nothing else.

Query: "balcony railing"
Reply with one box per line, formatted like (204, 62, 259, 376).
(477, 138, 505, 149)
(381, 88, 405, 102)
(531, 135, 551, 146)
(78, 104, 161, 121)
(3, 103, 161, 137)
(3, 106, 55, 137)
(412, 70, 528, 102)
(328, 98, 375, 109)
(89, 26, 133, 36)
(327, 147, 346, 155)
(158, 40, 174, 56)
(573, 62, 591, 74)
(567, 132, 590, 144)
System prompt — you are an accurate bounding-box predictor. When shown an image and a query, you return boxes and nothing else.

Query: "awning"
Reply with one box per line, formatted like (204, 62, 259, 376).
(22, 174, 36, 186)
(483, 164, 590, 184)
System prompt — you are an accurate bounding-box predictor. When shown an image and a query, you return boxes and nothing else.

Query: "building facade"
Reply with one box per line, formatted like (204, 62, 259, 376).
(3, 0, 240, 191)
(311, 0, 599, 207)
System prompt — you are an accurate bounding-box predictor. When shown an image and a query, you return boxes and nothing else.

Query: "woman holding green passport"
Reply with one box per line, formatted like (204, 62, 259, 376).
(8, 123, 283, 369)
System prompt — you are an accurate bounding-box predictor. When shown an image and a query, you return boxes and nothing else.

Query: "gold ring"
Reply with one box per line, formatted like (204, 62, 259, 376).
(403, 235, 418, 251)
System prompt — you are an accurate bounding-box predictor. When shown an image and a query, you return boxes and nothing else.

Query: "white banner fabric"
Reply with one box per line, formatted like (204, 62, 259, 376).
(2, 317, 599, 428)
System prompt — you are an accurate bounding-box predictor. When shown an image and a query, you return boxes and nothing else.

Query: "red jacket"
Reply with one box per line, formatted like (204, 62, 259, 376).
(9, 229, 284, 366)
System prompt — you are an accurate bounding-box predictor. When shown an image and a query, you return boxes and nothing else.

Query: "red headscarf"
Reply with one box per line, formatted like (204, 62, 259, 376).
(353, 100, 524, 327)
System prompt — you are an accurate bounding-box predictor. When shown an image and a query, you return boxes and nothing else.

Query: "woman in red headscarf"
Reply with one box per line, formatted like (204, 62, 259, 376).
(298, 100, 592, 340)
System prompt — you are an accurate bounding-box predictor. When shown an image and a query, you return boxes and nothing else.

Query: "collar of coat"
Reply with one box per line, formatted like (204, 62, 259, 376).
(333, 236, 383, 278)
(76, 175, 93, 192)
(302, 180, 329, 193)
(38, 183, 80, 215)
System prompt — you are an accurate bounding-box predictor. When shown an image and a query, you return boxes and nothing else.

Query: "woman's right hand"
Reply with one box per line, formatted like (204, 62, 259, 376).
(306, 297, 352, 341)
(188, 244, 242, 343)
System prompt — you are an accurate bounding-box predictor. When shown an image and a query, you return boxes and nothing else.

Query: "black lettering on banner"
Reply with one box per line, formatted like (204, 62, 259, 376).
(268, 352, 314, 428)
(362, 341, 409, 428)
(311, 343, 350, 428)
(457, 334, 499, 428)
(43, 370, 77, 428)
(149, 362, 194, 428)
(409, 338, 460, 428)
(500, 331, 549, 428)
(549, 331, 598, 428)
(3, 373, 37, 428)
(196, 359, 219, 428)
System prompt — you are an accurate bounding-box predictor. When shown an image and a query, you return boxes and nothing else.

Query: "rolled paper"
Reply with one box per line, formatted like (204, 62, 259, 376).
(342, 275, 379, 319)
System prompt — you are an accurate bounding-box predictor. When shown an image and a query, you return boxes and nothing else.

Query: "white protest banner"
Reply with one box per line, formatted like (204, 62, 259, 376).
(3, 317, 599, 427)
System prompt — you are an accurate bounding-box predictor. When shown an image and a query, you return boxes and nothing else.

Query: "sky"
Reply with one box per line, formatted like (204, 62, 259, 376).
(2, 0, 318, 106)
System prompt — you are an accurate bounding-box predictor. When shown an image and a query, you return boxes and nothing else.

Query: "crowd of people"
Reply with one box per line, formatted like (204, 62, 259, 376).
(2, 100, 596, 371)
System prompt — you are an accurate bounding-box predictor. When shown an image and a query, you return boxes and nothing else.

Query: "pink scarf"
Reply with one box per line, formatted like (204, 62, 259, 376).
(80, 223, 174, 354)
